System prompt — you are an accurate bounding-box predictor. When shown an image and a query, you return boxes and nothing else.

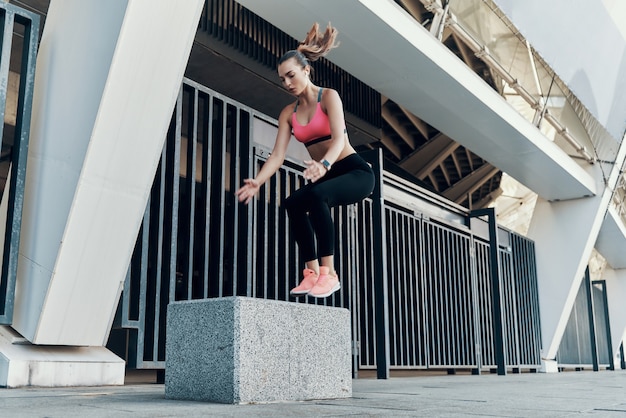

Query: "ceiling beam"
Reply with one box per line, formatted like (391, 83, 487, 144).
(400, 133, 459, 179)
(442, 163, 500, 203)
(452, 32, 477, 73)
(472, 187, 503, 210)
(396, 0, 425, 22)
(450, 148, 463, 179)
(382, 103, 417, 150)
(380, 132, 404, 160)
(398, 104, 430, 139)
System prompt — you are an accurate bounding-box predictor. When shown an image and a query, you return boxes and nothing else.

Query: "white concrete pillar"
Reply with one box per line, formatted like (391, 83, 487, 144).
(0, 0, 204, 387)
(13, 0, 203, 346)
(528, 144, 626, 371)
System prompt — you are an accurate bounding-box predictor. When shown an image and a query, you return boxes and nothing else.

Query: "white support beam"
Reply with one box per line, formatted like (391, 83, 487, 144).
(13, 0, 204, 347)
(529, 132, 626, 370)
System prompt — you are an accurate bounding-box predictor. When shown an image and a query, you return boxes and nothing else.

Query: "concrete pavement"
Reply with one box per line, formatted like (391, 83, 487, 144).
(2, 370, 626, 417)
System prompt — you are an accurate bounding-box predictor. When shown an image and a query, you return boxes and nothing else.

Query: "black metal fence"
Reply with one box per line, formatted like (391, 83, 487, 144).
(111, 78, 543, 375)
(0, 2, 40, 325)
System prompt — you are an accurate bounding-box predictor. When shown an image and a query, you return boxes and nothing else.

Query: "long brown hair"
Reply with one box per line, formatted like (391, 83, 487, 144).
(278, 22, 339, 68)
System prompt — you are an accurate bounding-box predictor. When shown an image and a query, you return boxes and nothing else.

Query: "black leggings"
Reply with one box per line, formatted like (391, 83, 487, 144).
(283, 153, 375, 262)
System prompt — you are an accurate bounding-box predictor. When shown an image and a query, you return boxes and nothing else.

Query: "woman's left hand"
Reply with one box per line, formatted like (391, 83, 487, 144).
(303, 160, 327, 183)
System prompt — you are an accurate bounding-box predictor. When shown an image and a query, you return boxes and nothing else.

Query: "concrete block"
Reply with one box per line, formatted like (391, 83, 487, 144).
(165, 296, 352, 404)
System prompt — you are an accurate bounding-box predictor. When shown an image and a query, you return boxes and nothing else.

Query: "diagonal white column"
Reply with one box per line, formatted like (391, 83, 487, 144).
(12, 0, 204, 346)
(528, 135, 626, 371)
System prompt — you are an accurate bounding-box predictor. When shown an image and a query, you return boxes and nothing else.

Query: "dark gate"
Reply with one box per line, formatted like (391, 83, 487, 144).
(111, 79, 542, 375)
(557, 269, 613, 370)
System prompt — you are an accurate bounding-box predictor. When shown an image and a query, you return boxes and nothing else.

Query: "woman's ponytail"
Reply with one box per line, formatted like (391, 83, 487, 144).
(296, 22, 339, 63)
(278, 22, 339, 68)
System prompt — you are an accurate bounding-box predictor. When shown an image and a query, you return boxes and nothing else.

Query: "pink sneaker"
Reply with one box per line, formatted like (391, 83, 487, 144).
(308, 266, 340, 298)
(290, 268, 319, 296)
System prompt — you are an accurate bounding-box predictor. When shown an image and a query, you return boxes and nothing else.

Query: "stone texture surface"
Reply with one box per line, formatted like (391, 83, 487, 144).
(165, 296, 352, 404)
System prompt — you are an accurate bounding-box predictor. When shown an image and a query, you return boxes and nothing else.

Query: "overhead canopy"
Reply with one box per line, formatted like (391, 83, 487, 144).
(235, 0, 596, 201)
(493, 0, 626, 143)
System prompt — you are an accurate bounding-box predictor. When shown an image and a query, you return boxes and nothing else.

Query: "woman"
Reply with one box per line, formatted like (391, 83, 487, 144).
(236, 23, 374, 298)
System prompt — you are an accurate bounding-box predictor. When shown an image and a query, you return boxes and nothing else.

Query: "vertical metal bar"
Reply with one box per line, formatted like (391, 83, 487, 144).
(350, 203, 360, 377)
(400, 216, 410, 366)
(0, 9, 16, 322)
(408, 217, 418, 366)
(151, 137, 167, 364)
(250, 153, 259, 298)
(187, 88, 199, 299)
(364, 199, 374, 368)
(388, 211, 397, 366)
(231, 108, 240, 296)
(455, 235, 464, 365)
(395, 212, 402, 365)
(507, 248, 521, 368)
(203, 94, 214, 299)
(1, 9, 40, 324)
(529, 240, 542, 364)
(130, 201, 150, 367)
(584, 267, 599, 371)
(419, 216, 430, 368)
(463, 237, 473, 366)
(272, 171, 279, 300)
(262, 177, 270, 299)
(244, 130, 254, 298)
(448, 232, 456, 366)
(595, 280, 614, 370)
(168, 88, 182, 302)
(426, 222, 435, 366)
(434, 226, 443, 365)
(367, 149, 390, 378)
(469, 236, 481, 373)
(122, 204, 150, 328)
(218, 101, 227, 296)
(470, 208, 506, 375)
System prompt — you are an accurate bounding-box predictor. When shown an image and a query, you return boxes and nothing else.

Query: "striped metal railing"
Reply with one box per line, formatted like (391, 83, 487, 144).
(557, 269, 613, 370)
(114, 78, 543, 376)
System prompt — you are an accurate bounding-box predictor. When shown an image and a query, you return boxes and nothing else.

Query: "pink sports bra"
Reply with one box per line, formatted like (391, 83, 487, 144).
(291, 88, 335, 147)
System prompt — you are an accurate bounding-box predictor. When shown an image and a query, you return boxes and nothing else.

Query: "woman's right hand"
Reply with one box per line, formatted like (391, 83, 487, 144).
(235, 178, 260, 205)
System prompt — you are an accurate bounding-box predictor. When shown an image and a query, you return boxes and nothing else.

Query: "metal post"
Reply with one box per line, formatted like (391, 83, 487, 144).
(0, 5, 40, 325)
(594, 280, 614, 370)
(469, 208, 506, 375)
(363, 149, 390, 379)
(584, 268, 599, 371)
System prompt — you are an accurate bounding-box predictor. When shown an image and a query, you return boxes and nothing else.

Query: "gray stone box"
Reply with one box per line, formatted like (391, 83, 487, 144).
(165, 296, 352, 404)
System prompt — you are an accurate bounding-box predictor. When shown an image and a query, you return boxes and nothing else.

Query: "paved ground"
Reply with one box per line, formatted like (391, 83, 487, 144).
(2, 370, 626, 417)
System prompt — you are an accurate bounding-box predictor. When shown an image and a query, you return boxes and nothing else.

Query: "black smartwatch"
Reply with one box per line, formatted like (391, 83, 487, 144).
(320, 159, 332, 171)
